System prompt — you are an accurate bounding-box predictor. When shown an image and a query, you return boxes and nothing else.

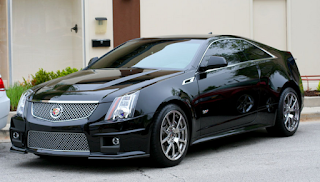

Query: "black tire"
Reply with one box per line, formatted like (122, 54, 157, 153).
(266, 88, 300, 136)
(150, 104, 189, 167)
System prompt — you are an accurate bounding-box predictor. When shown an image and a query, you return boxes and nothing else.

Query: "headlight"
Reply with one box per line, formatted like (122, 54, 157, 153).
(105, 91, 140, 121)
(17, 89, 33, 116)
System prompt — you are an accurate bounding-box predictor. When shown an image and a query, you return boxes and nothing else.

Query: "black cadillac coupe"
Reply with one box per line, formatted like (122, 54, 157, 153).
(10, 35, 303, 167)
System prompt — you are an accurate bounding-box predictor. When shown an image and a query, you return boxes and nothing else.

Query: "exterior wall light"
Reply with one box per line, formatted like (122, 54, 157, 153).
(95, 17, 107, 34)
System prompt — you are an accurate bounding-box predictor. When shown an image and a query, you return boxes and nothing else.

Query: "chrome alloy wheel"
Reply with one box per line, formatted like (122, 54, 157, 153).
(237, 94, 254, 113)
(160, 110, 188, 161)
(283, 92, 300, 132)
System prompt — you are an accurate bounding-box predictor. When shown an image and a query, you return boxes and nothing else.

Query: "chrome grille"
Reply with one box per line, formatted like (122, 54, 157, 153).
(32, 102, 98, 122)
(28, 131, 90, 152)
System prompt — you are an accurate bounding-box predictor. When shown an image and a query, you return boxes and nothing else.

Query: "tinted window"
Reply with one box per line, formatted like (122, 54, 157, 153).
(242, 41, 272, 60)
(90, 39, 203, 70)
(201, 39, 272, 67)
(201, 39, 247, 66)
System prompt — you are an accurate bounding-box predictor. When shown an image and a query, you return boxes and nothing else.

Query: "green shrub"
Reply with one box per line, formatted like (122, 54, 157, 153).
(56, 67, 79, 77)
(30, 68, 52, 85)
(26, 67, 79, 86)
(317, 81, 320, 92)
(7, 67, 79, 111)
(6, 83, 32, 111)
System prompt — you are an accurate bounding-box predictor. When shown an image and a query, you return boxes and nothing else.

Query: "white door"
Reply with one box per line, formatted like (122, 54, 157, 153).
(11, 0, 84, 83)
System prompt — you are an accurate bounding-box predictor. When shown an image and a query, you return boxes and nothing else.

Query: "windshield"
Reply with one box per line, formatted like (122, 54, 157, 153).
(89, 39, 203, 70)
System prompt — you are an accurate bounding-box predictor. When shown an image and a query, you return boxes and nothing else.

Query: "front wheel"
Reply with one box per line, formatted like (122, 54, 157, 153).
(266, 88, 300, 136)
(150, 104, 189, 167)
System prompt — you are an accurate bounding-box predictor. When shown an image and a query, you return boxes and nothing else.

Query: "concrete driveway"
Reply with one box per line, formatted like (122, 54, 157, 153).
(1, 120, 320, 181)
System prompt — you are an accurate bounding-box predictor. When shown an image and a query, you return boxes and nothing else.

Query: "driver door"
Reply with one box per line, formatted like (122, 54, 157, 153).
(196, 39, 260, 136)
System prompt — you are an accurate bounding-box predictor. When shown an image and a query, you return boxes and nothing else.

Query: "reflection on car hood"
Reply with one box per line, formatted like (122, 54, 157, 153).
(31, 68, 182, 102)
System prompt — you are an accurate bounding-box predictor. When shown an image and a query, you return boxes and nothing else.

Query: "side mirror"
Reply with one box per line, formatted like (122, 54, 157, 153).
(200, 56, 228, 71)
(88, 57, 99, 65)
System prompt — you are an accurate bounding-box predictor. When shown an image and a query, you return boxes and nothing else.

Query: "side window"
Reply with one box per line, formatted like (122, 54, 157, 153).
(201, 39, 247, 67)
(242, 41, 272, 60)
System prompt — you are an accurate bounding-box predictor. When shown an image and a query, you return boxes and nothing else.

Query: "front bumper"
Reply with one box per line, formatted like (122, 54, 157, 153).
(10, 112, 153, 160)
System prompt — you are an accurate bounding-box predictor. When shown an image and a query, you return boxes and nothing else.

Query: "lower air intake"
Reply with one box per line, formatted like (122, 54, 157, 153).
(28, 131, 90, 152)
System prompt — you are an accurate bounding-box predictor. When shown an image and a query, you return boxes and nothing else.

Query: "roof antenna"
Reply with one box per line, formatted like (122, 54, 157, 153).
(208, 32, 212, 34)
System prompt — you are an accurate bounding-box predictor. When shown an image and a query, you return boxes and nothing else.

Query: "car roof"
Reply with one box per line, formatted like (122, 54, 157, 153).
(140, 34, 247, 40)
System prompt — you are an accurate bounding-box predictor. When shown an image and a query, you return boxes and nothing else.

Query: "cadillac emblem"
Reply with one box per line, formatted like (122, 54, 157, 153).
(50, 105, 63, 119)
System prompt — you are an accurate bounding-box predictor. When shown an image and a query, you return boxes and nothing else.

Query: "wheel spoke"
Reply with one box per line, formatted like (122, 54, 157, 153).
(289, 95, 293, 106)
(177, 142, 182, 154)
(161, 135, 170, 144)
(289, 118, 293, 129)
(165, 115, 171, 126)
(284, 114, 290, 125)
(291, 98, 296, 108)
(179, 139, 186, 143)
(292, 117, 298, 124)
(172, 143, 176, 157)
(177, 117, 182, 129)
(166, 143, 173, 155)
(180, 126, 187, 131)
(162, 127, 170, 135)
(172, 112, 176, 125)
(290, 100, 298, 111)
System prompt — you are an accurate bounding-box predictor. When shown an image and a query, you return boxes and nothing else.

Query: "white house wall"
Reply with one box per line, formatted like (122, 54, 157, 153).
(84, 0, 113, 66)
(140, 0, 252, 38)
(253, 0, 287, 51)
(291, 0, 320, 76)
(140, 0, 320, 89)
(5, 0, 320, 89)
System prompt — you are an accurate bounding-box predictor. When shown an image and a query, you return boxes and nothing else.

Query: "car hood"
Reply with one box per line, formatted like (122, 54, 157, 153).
(31, 68, 183, 103)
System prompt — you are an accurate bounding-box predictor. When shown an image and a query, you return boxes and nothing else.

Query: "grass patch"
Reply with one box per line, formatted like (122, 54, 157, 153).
(6, 83, 31, 111)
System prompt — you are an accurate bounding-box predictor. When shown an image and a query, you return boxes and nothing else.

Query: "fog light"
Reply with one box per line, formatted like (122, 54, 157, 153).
(13, 132, 19, 139)
(112, 137, 120, 145)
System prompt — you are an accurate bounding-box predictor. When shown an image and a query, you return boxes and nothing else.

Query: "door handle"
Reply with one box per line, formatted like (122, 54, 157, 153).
(71, 24, 78, 33)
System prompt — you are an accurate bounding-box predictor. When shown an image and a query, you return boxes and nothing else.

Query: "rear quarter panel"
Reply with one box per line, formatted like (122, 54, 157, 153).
(256, 44, 303, 125)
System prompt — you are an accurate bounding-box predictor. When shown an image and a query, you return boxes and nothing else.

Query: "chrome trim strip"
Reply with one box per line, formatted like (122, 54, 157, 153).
(31, 114, 88, 122)
(31, 100, 99, 104)
(203, 57, 275, 73)
(197, 37, 277, 71)
(93, 128, 146, 136)
(182, 77, 195, 85)
(29, 147, 90, 153)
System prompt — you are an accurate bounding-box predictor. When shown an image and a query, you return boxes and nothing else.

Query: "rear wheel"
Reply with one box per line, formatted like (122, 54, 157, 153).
(150, 104, 189, 167)
(266, 88, 300, 136)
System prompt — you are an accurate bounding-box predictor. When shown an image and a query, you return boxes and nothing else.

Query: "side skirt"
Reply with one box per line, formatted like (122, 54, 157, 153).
(191, 124, 270, 145)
